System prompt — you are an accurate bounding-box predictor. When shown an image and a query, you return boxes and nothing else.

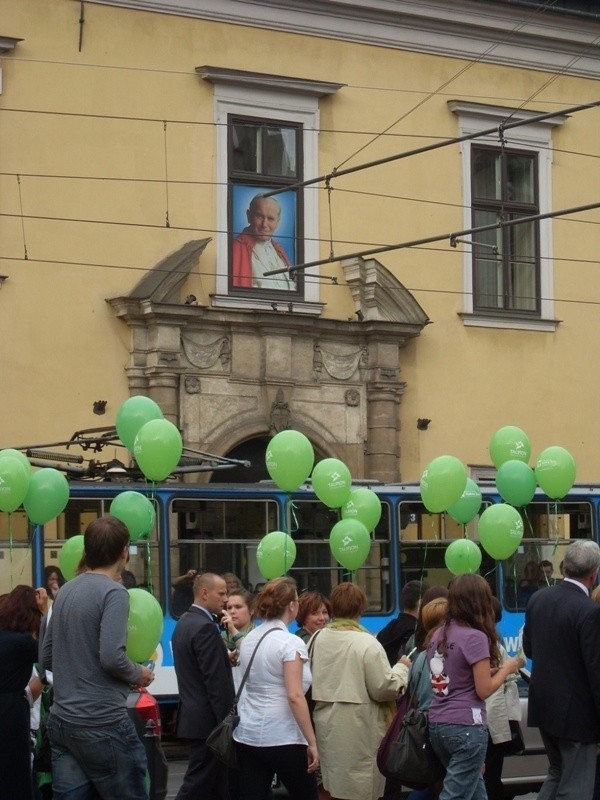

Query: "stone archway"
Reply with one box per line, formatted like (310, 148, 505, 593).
(108, 242, 430, 483)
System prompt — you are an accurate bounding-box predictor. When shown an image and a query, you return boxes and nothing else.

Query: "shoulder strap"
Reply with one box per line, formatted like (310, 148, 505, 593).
(234, 626, 278, 702)
(307, 627, 323, 660)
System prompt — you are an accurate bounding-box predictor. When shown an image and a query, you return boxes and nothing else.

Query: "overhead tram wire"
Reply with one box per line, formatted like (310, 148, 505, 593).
(263, 201, 600, 278)
(333, 0, 564, 169)
(265, 100, 600, 200)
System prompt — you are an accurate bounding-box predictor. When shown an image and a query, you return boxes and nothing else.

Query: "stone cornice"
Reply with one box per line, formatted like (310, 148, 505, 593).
(88, 0, 600, 78)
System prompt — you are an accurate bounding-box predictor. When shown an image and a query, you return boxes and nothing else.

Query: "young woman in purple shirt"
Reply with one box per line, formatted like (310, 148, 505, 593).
(427, 574, 523, 800)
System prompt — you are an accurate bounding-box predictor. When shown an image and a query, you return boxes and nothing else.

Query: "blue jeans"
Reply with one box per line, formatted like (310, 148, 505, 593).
(429, 722, 488, 800)
(47, 713, 148, 800)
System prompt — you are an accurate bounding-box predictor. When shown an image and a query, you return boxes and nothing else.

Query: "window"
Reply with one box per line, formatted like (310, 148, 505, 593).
(229, 117, 304, 296)
(198, 66, 343, 314)
(471, 146, 539, 313)
(449, 101, 567, 331)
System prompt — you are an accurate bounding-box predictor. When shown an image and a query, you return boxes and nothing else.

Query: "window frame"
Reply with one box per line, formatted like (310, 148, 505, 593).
(208, 75, 326, 313)
(470, 144, 541, 315)
(227, 113, 305, 298)
(449, 101, 567, 332)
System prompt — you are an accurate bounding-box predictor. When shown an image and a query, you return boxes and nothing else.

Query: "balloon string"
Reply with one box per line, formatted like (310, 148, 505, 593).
(146, 539, 153, 595)
(289, 501, 299, 534)
(8, 513, 13, 588)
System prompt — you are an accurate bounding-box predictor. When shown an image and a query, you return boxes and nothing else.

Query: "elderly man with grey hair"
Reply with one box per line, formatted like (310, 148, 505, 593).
(523, 539, 600, 800)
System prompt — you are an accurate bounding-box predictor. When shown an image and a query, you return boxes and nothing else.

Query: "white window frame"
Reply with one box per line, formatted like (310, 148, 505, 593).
(449, 101, 567, 332)
(207, 76, 327, 314)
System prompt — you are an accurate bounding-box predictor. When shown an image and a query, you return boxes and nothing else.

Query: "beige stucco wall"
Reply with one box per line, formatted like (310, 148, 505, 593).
(1, 0, 599, 480)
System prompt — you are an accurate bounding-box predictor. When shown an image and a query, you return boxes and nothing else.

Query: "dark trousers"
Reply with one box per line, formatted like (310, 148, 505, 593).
(236, 742, 317, 800)
(175, 738, 228, 800)
(538, 729, 597, 800)
(483, 736, 505, 800)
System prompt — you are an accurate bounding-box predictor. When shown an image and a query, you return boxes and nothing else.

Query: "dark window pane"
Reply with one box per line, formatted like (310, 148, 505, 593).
(232, 123, 260, 173)
(472, 150, 501, 200)
(506, 154, 536, 204)
(265, 127, 297, 178)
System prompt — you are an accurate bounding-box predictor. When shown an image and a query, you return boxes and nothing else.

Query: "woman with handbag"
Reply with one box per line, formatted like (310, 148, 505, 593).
(310, 582, 411, 800)
(427, 574, 524, 800)
(484, 598, 523, 800)
(233, 577, 319, 800)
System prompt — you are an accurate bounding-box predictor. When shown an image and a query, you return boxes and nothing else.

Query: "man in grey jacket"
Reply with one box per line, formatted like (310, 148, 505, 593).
(42, 516, 154, 799)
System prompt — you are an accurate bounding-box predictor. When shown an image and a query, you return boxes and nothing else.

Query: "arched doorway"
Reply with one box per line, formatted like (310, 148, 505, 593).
(212, 435, 328, 483)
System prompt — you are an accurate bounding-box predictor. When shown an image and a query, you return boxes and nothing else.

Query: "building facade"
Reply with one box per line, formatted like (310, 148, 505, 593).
(1, 0, 600, 481)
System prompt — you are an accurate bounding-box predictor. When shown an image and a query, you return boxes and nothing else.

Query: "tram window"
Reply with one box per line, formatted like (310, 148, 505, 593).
(290, 499, 393, 614)
(398, 501, 497, 596)
(169, 498, 278, 616)
(501, 500, 591, 611)
(169, 497, 394, 615)
(0, 510, 31, 594)
(41, 496, 161, 602)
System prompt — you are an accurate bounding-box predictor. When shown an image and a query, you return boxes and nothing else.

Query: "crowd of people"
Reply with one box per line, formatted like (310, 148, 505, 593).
(5, 528, 600, 800)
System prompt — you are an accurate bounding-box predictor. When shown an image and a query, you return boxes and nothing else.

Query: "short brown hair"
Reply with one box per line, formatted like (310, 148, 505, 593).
(330, 582, 367, 620)
(421, 597, 448, 641)
(84, 516, 129, 569)
(0, 585, 42, 636)
(297, 591, 331, 627)
(255, 577, 297, 620)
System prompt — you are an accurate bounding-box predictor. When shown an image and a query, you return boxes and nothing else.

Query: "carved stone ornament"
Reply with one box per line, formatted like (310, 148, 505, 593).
(184, 376, 201, 394)
(345, 389, 360, 407)
(269, 389, 291, 433)
(313, 343, 368, 381)
(181, 334, 231, 370)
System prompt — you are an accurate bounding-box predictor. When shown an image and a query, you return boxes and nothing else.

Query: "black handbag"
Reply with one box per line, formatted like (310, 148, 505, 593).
(206, 627, 277, 769)
(377, 658, 444, 789)
(385, 707, 445, 788)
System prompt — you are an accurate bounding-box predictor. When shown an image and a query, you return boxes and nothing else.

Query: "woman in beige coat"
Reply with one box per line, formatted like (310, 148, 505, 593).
(309, 582, 411, 800)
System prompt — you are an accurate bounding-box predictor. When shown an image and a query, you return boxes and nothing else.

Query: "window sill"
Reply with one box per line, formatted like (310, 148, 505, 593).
(211, 294, 324, 315)
(459, 312, 560, 332)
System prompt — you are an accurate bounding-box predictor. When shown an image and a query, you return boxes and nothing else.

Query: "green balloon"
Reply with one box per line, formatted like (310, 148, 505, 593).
(133, 419, 183, 482)
(59, 534, 85, 580)
(535, 446, 576, 500)
(0, 448, 31, 473)
(110, 492, 155, 541)
(341, 487, 382, 532)
(0, 456, 30, 513)
(489, 426, 531, 469)
(126, 588, 164, 662)
(23, 468, 70, 525)
(329, 518, 371, 571)
(445, 539, 482, 575)
(420, 455, 467, 513)
(311, 458, 352, 509)
(257, 531, 297, 580)
(478, 504, 524, 560)
(265, 430, 315, 492)
(496, 460, 537, 507)
(116, 396, 164, 451)
(447, 479, 482, 524)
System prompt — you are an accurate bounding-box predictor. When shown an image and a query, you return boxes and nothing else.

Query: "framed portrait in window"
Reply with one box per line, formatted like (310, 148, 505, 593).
(230, 184, 299, 293)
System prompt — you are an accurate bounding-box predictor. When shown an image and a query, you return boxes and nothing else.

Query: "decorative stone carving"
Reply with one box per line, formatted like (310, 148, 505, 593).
(181, 334, 231, 370)
(269, 388, 291, 433)
(313, 343, 368, 381)
(345, 389, 360, 407)
(184, 376, 201, 394)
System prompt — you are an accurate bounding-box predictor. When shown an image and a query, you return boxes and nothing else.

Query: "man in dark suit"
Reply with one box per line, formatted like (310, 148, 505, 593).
(173, 572, 234, 800)
(523, 539, 600, 800)
(376, 580, 425, 665)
